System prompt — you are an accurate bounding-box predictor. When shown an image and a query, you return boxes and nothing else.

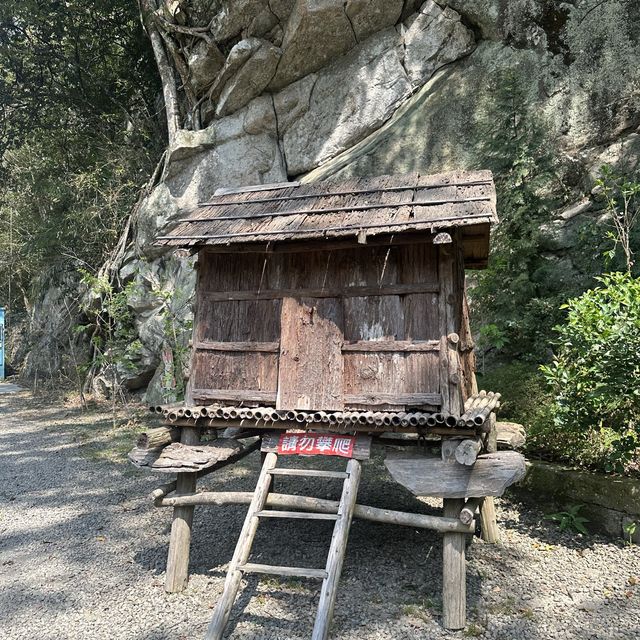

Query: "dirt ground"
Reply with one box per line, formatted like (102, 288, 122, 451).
(1, 387, 639, 640)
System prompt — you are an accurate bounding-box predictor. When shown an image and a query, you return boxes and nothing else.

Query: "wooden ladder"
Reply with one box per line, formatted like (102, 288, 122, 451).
(205, 451, 362, 640)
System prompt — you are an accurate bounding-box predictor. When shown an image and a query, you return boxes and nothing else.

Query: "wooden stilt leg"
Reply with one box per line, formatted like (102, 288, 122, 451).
(165, 426, 199, 593)
(442, 498, 466, 630)
(480, 414, 500, 543)
(479, 497, 500, 543)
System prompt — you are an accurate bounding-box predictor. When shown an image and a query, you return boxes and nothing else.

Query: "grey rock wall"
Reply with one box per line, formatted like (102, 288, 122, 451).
(22, 1, 640, 399)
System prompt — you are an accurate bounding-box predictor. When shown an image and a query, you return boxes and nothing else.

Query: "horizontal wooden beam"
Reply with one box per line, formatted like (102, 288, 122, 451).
(195, 341, 280, 353)
(191, 389, 277, 403)
(162, 418, 476, 437)
(197, 232, 445, 255)
(157, 212, 494, 242)
(344, 392, 441, 406)
(156, 491, 475, 534)
(201, 282, 439, 302)
(213, 181, 299, 197)
(342, 340, 439, 353)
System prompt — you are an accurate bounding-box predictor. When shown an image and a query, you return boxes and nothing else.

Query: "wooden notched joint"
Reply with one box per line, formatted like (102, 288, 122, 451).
(447, 332, 460, 346)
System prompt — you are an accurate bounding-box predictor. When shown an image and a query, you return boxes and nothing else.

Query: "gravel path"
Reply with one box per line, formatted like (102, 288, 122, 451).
(1, 390, 639, 640)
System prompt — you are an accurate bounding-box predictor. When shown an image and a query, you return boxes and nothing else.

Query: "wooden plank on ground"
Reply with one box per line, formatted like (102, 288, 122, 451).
(143, 439, 245, 474)
(384, 451, 526, 498)
(277, 297, 344, 411)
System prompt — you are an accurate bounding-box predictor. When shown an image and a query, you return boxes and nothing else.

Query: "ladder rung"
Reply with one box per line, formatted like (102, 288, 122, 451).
(238, 562, 328, 579)
(269, 468, 348, 479)
(255, 510, 339, 520)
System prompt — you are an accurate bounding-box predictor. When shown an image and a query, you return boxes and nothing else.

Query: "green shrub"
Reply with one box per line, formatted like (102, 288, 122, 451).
(540, 272, 640, 473)
(477, 362, 552, 429)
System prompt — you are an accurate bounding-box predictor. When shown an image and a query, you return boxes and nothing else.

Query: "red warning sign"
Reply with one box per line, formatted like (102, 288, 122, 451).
(276, 432, 355, 458)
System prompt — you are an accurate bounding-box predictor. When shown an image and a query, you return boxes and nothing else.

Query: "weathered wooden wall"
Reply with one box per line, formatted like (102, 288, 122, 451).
(187, 238, 475, 414)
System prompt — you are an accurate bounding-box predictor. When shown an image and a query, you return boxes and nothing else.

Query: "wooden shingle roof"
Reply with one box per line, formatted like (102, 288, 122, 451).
(156, 170, 497, 250)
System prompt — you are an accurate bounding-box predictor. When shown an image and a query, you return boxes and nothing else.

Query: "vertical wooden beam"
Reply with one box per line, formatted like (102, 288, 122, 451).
(165, 426, 200, 593)
(480, 413, 500, 543)
(438, 245, 463, 416)
(184, 250, 202, 406)
(442, 498, 466, 630)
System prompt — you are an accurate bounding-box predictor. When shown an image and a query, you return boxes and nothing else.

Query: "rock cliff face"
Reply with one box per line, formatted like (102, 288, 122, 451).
(29, 1, 640, 398)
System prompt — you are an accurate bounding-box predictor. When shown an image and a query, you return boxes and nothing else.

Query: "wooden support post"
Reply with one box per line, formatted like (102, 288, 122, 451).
(442, 498, 466, 630)
(480, 413, 500, 543)
(479, 497, 500, 544)
(165, 426, 200, 593)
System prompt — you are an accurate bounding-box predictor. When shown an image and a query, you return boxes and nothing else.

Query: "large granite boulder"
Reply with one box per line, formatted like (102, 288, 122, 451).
(403, 1, 476, 87)
(275, 28, 411, 175)
(208, 38, 281, 117)
(269, 0, 358, 90)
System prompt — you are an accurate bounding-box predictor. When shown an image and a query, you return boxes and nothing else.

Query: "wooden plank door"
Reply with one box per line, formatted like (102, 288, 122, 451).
(276, 297, 344, 411)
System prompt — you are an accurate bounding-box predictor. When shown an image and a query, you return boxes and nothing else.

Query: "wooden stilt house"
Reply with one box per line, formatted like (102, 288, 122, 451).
(156, 170, 497, 422)
(133, 170, 527, 639)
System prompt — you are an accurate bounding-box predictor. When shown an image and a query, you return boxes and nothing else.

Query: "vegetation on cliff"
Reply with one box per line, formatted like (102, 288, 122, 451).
(0, 0, 161, 313)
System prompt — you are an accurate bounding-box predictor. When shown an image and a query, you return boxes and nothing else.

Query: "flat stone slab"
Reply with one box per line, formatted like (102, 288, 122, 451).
(385, 450, 527, 498)
(0, 383, 23, 394)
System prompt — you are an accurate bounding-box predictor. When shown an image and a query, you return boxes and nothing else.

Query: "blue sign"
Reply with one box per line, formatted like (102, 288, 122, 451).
(0, 307, 4, 380)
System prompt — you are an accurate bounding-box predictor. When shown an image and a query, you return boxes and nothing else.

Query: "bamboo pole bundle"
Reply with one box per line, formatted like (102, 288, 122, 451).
(262, 408, 279, 422)
(459, 392, 501, 427)
(444, 414, 459, 428)
(426, 414, 437, 427)
(407, 413, 420, 427)
(463, 389, 487, 412)
(253, 408, 268, 420)
(395, 412, 408, 427)
(434, 413, 446, 424)
(372, 412, 386, 427)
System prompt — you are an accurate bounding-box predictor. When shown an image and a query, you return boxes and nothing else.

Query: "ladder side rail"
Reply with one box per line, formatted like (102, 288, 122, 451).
(205, 451, 278, 640)
(312, 458, 362, 640)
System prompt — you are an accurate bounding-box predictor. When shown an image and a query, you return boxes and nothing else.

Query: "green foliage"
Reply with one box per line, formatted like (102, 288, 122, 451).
(477, 362, 553, 429)
(79, 271, 140, 386)
(540, 272, 640, 473)
(545, 504, 589, 535)
(595, 165, 640, 273)
(623, 520, 637, 546)
(0, 0, 161, 314)
(472, 69, 569, 360)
